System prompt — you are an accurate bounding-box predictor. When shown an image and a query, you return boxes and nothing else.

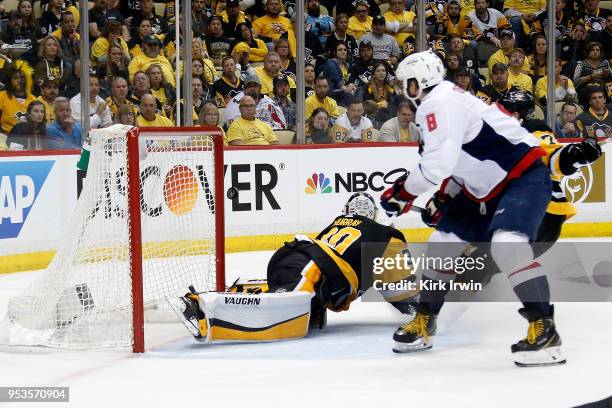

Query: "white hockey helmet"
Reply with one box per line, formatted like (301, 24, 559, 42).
(396, 50, 445, 106)
(343, 192, 378, 220)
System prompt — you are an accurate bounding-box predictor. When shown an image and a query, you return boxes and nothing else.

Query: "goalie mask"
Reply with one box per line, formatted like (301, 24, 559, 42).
(343, 192, 378, 220)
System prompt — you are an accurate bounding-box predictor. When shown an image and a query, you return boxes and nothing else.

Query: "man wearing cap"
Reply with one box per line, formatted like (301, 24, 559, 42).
(37, 77, 60, 124)
(254, 52, 297, 97)
(225, 95, 279, 145)
(348, 0, 372, 39)
(358, 15, 401, 66)
(221, 0, 251, 41)
(128, 34, 175, 86)
(476, 62, 519, 104)
(205, 16, 234, 68)
(383, 0, 416, 47)
(213, 56, 243, 107)
(347, 40, 376, 91)
(1, 10, 36, 61)
(468, 0, 510, 62)
(223, 74, 286, 130)
(487, 28, 530, 74)
(272, 74, 296, 131)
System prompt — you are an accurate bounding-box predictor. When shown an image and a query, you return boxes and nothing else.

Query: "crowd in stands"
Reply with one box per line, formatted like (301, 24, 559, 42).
(0, 0, 610, 149)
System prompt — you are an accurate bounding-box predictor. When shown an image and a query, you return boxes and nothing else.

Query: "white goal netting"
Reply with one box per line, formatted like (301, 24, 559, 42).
(0, 125, 223, 349)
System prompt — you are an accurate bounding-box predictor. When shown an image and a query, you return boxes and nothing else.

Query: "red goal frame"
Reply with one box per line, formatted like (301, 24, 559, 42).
(126, 126, 225, 353)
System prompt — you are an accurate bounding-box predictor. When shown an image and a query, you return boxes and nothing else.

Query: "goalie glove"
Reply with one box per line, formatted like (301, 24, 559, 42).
(380, 174, 417, 217)
(558, 137, 602, 175)
(421, 191, 450, 227)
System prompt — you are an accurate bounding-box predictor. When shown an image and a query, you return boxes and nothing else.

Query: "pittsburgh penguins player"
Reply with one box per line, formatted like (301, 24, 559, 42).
(167, 193, 417, 343)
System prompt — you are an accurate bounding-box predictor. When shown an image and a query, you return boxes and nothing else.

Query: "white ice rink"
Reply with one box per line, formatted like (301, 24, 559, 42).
(1, 242, 612, 408)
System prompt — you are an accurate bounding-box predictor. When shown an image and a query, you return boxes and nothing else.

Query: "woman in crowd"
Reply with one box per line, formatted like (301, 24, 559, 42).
(146, 63, 176, 119)
(97, 45, 130, 90)
(128, 18, 153, 58)
(322, 41, 356, 103)
(18, 0, 37, 36)
(573, 41, 611, 96)
(33, 35, 70, 91)
(528, 34, 547, 81)
(7, 100, 47, 150)
(307, 108, 332, 144)
(114, 104, 136, 126)
(362, 61, 398, 128)
(276, 38, 296, 79)
(324, 13, 358, 63)
(91, 20, 130, 66)
(453, 67, 475, 95)
(0, 67, 37, 134)
(232, 22, 268, 63)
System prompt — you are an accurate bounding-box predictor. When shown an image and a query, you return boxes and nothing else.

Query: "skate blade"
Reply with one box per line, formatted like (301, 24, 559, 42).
(165, 297, 201, 338)
(513, 346, 566, 367)
(392, 339, 433, 353)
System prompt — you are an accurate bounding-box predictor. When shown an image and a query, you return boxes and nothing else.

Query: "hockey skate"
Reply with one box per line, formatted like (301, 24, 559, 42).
(511, 306, 566, 367)
(392, 312, 437, 353)
(166, 289, 207, 341)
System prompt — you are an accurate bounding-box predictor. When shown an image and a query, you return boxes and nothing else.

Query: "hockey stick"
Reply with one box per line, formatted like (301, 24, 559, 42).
(409, 205, 428, 214)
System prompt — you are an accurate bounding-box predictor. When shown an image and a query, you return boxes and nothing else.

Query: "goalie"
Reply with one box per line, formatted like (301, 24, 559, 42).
(167, 193, 417, 343)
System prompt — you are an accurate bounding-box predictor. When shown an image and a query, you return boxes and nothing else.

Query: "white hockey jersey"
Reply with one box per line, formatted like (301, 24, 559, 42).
(405, 81, 545, 201)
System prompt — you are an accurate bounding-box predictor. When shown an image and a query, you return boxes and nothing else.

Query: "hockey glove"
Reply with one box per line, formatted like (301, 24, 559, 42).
(559, 138, 602, 174)
(380, 174, 417, 217)
(581, 137, 602, 163)
(421, 191, 450, 227)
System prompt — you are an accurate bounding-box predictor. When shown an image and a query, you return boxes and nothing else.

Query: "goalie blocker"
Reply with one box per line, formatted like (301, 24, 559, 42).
(168, 193, 418, 343)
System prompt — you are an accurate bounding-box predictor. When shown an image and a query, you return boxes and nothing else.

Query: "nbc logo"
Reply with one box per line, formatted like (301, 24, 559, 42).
(305, 173, 332, 194)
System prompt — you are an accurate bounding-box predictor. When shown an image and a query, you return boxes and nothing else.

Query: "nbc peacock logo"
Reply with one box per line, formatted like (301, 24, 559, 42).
(305, 173, 332, 194)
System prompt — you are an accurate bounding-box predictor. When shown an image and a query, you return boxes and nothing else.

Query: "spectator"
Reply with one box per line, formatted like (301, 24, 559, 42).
(347, 0, 372, 39)
(232, 22, 267, 63)
(275, 38, 296, 79)
(136, 93, 173, 126)
(487, 28, 530, 74)
(306, 107, 332, 144)
(453, 66, 476, 94)
(191, 0, 208, 36)
(191, 56, 217, 89)
(572, 41, 611, 101)
(1, 10, 37, 63)
(17, 0, 37, 36)
(378, 101, 419, 142)
(527, 34, 547, 81)
(34, 35, 70, 92)
(38, 0, 64, 38)
(47, 97, 82, 149)
(8, 100, 47, 150)
(507, 48, 533, 93)
(476, 62, 518, 104)
(330, 98, 374, 142)
(582, 0, 610, 33)
(91, 20, 130, 66)
(347, 40, 375, 93)
(560, 21, 590, 70)
(146, 63, 175, 118)
(223, 74, 286, 130)
(323, 41, 356, 103)
(128, 34, 175, 86)
(190, 38, 217, 85)
(105, 76, 136, 119)
(576, 87, 612, 138)
(205, 16, 234, 68)
(114, 103, 136, 125)
(305, 76, 340, 120)
(431, 0, 480, 43)
(127, 18, 152, 58)
(132, 0, 168, 37)
(255, 52, 297, 96)
(37, 76, 59, 124)
(362, 61, 399, 127)
(0, 66, 36, 133)
(468, 0, 510, 64)
(555, 102, 581, 138)
(503, 0, 546, 42)
(272, 74, 296, 131)
(172, 77, 209, 126)
(220, 0, 251, 41)
(53, 12, 80, 66)
(252, 0, 296, 57)
(535, 58, 578, 107)
(306, 0, 335, 46)
(97, 44, 130, 91)
(446, 53, 483, 92)
(383, 0, 417, 51)
(225, 95, 279, 145)
(213, 56, 243, 108)
(359, 16, 401, 67)
(325, 13, 359, 62)
(88, 0, 125, 40)
(305, 63, 316, 98)
(592, 14, 612, 59)
(336, 0, 381, 18)
(70, 74, 113, 130)
(199, 101, 221, 127)
(128, 70, 163, 111)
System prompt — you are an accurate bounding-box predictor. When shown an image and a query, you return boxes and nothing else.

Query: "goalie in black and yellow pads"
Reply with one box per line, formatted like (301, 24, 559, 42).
(167, 193, 417, 343)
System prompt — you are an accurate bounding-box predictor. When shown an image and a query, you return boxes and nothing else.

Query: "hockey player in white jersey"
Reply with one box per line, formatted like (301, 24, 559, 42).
(380, 50, 564, 367)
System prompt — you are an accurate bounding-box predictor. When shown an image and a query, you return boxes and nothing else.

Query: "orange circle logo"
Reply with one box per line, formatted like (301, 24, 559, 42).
(163, 165, 199, 215)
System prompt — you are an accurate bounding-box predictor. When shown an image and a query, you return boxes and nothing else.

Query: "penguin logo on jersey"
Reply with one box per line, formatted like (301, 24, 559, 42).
(14, 111, 27, 122)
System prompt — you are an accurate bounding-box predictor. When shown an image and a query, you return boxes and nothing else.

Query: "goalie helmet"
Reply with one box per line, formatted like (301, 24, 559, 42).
(343, 192, 377, 220)
(396, 50, 445, 105)
(497, 90, 535, 120)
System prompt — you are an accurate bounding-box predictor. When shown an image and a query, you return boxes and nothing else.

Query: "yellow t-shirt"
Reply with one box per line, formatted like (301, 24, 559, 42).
(90, 37, 130, 63)
(507, 71, 533, 93)
(36, 96, 56, 124)
(254, 66, 297, 96)
(233, 39, 268, 63)
(503, 0, 546, 15)
(534, 76, 576, 104)
(347, 16, 373, 39)
(252, 15, 296, 57)
(383, 10, 416, 45)
(488, 49, 531, 74)
(0, 91, 36, 133)
(128, 53, 176, 86)
(305, 94, 340, 119)
(225, 117, 278, 145)
(136, 113, 174, 127)
(51, 28, 81, 41)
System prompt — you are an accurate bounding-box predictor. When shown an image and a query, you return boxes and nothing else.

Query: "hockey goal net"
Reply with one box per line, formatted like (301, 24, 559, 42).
(0, 125, 225, 352)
